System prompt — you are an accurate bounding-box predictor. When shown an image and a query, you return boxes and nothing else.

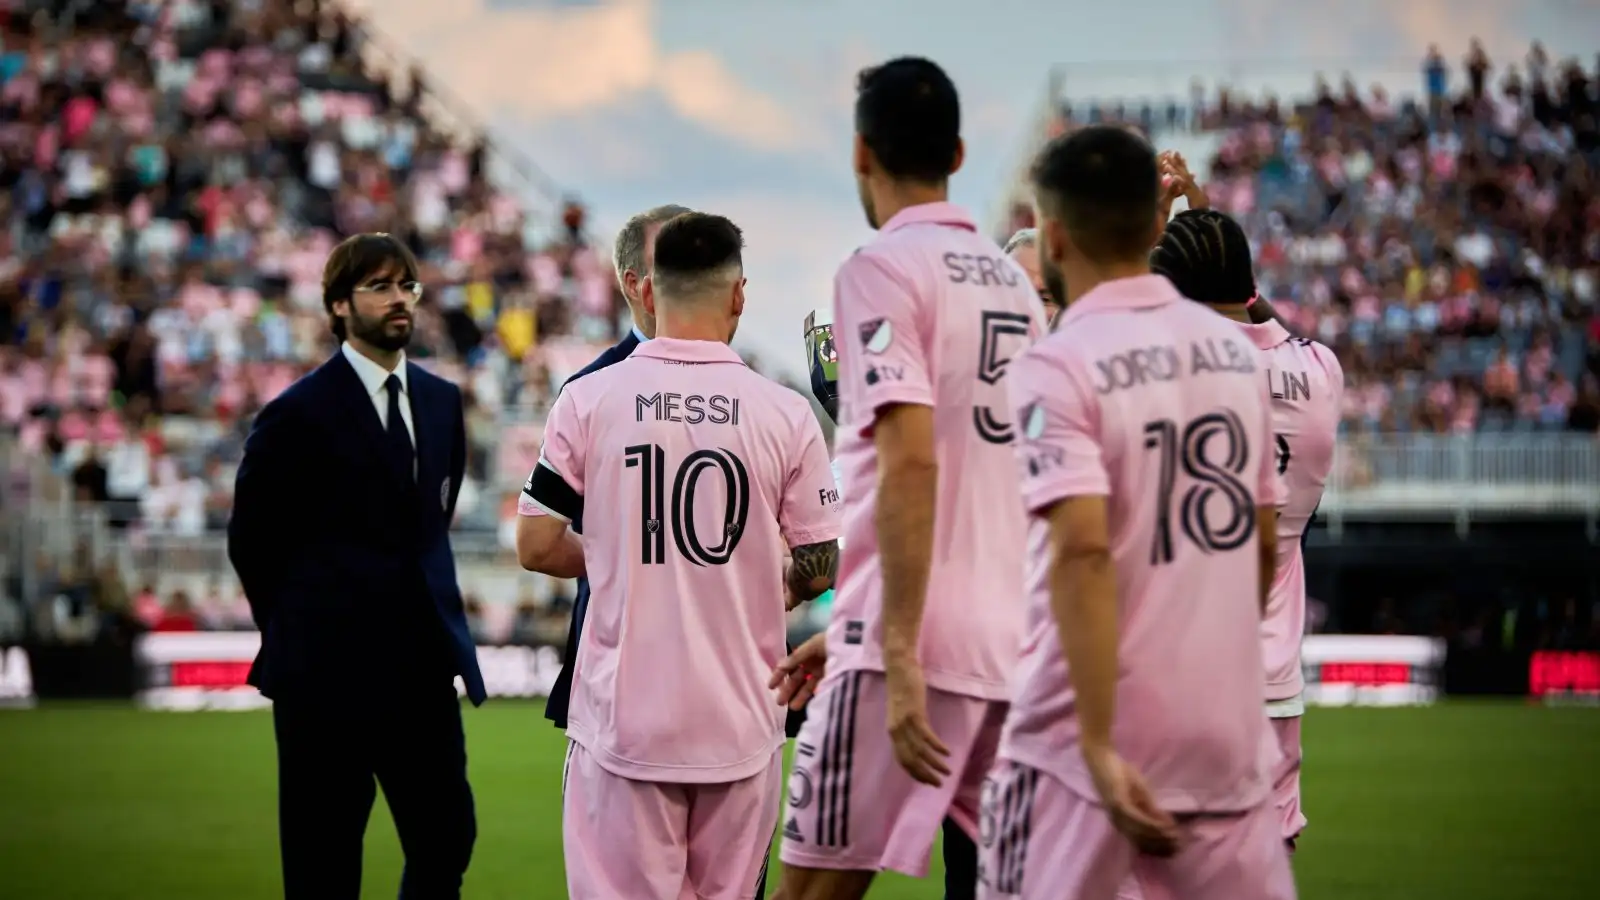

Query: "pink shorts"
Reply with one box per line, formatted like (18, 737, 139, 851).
(779, 669, 1007, 877)
(1270, 716, 1306, 842)
(978, 760, 1296, 900)
(562, 740, 783, 900)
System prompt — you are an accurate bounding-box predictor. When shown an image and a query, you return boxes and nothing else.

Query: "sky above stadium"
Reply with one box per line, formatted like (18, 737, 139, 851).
(348, 0, 1600, 377)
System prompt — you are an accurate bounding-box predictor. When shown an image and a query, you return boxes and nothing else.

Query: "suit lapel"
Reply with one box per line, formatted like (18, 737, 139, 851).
(327, 353, 410, 491)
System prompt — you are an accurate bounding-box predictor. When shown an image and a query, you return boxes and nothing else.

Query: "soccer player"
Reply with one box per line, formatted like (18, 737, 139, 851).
(977, 125, 1294, 900)
(517, 213, 842, 900)
(776, 57, 1046, 900)
(1152, 206, 1344, 851)
(1002, 229, 1061, 323)
(543, 203, 692, 733)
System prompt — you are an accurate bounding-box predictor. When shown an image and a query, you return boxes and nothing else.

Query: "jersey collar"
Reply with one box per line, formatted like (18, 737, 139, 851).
(631, 338, 746, 365)
(1056, 274, 1180, 328)
(879, 202, 977, 234)
(1237, 319, 1291, 351)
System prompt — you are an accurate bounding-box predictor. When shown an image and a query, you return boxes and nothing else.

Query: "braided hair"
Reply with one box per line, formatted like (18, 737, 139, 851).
(1150, 208, 1256, 305)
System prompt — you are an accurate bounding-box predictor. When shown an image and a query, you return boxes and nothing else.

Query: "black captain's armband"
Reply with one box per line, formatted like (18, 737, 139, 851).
(525, 463, 585, 523)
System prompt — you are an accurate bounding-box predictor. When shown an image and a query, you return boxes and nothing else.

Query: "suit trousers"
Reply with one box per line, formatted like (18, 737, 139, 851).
(272, 681, 475, 900)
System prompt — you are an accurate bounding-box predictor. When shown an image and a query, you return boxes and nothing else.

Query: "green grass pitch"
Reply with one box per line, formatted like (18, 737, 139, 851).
(1, 701, 1595, 899)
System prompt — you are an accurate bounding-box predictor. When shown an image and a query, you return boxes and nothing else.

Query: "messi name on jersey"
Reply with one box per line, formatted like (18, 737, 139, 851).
(635, 392, 742, 425)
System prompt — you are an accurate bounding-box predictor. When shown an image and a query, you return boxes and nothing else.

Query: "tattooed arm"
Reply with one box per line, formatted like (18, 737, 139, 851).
(785, 539, 839, 610)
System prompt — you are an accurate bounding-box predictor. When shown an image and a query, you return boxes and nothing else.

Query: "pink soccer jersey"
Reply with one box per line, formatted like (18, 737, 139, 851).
(1239, 320, 1344, 704)
(828, 202, 1047, 700)
(1000, 275, 1286, 814)
(524, 338, 841, 784)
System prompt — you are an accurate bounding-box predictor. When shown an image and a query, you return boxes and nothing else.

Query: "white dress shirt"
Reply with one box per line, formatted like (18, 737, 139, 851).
(341, 342, 417, 459)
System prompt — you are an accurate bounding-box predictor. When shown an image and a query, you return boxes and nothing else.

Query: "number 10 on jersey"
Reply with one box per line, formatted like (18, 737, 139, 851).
(624, 444, 752, 567)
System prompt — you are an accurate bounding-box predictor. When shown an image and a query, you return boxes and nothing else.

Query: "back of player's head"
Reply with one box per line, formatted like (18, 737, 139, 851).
(1150, 209, 1257, 305)
(649, 212, 745, 302)
(854, 57, 961, 183)
(1029, 126, 1161, 263)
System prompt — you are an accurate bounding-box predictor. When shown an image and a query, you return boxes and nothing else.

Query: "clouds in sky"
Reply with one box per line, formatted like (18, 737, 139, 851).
(351, 0, 1600, 376)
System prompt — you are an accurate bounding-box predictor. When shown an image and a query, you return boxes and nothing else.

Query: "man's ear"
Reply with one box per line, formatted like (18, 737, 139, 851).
(623, 269, 640, 303)
(641, 273, 657, 318)
(853, 133, 872, 179)
(731, 277, 746, 318)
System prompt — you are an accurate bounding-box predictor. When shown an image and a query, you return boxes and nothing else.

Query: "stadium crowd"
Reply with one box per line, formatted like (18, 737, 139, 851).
(0, 0, 628, 638)
(1008, 42, 1600, 436)
(0, 6, 1593, 654)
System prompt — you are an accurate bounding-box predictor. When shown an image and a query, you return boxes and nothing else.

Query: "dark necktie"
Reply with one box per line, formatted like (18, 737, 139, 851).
(384, 374, 414, 480)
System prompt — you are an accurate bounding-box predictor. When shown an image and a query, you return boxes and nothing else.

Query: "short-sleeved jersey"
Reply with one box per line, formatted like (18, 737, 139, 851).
(1000, 275, 1286, 814)
(827, 202, 1047, 700)
(1239, 320, 1343, 705)
(523, 338, 841, 784)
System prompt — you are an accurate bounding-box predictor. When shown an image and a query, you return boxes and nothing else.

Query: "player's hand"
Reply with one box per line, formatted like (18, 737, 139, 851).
(1159, 151, 1208, 213)
(1083, 744, 1180, 858)
(769, 633, 826, 710)
(884, 657, 951, 786)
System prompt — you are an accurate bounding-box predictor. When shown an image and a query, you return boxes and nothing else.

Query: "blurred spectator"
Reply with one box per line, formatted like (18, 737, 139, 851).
(152, 590, 199, 633)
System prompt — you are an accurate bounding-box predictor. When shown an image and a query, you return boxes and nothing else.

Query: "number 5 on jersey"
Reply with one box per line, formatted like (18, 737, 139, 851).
(974, 311, 1034, 444)
(625, 444, 751, 566)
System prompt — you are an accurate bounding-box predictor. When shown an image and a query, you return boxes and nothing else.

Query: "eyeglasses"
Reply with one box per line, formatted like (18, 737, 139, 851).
(353, 280, 424, 302)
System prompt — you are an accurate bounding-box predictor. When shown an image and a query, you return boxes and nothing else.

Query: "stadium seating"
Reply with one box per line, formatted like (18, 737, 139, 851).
(1005, 45, 1600, 438)
(2, 14, 1595, 642)
(0, 0, 628, 631)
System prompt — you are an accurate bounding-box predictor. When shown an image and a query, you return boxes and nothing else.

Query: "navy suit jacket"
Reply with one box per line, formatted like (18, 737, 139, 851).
(228, 351, 486, 705)
(542, 331, 642, 727)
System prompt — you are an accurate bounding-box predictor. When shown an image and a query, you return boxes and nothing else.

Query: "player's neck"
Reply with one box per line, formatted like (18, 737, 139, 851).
(656, 318, 729, 344)
(1214, 304, 1251, 324)
(1061, 260, 1150, 308)
(347, 337, 402, 372)
(871, 181, 947, 228)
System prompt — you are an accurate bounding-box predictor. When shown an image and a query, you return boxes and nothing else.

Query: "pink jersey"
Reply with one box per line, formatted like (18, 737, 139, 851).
(526, 338, 841, 784)
(1239, 320, 1343, 704)
(1000, 275, 1287, 814)
(828, 202, 1047, 700)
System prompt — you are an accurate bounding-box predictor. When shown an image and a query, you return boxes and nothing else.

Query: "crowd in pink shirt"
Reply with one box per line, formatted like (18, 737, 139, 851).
(0, 0, 634, 544)
(1006, 42, 1600, 436)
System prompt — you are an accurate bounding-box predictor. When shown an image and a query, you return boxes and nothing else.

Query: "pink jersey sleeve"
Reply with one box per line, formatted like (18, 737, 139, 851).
(779, 413, 843, 547)
(521, 387, 587, 522)
(1255, 348, 1288, 509)
(834, 252, 931, 416)
(1008, 344, 1109, 513)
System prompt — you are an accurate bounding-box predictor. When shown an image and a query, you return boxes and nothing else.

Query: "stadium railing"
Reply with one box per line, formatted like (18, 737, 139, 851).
(339, 4, 585, 249)
(10, 435, 1596, 604)
(1322, 433, 1600, 533)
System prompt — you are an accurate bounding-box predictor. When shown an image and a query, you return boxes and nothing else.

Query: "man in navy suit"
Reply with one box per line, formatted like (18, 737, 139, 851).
(229, 233, 484, 900)
(543, 203, 690, 730)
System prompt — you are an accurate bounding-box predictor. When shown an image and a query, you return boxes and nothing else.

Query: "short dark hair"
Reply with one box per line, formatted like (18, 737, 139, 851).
(855, 57, 961, 183)
(650, 213, 744, 297)
(1029, 126, 1160, 262)
(321, 233, 420, 341)
(1150, 209, 1257, 305)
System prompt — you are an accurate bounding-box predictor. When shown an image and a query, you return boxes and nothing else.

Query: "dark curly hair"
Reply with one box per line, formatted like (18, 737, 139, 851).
(1149, 208, 1256, 305)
